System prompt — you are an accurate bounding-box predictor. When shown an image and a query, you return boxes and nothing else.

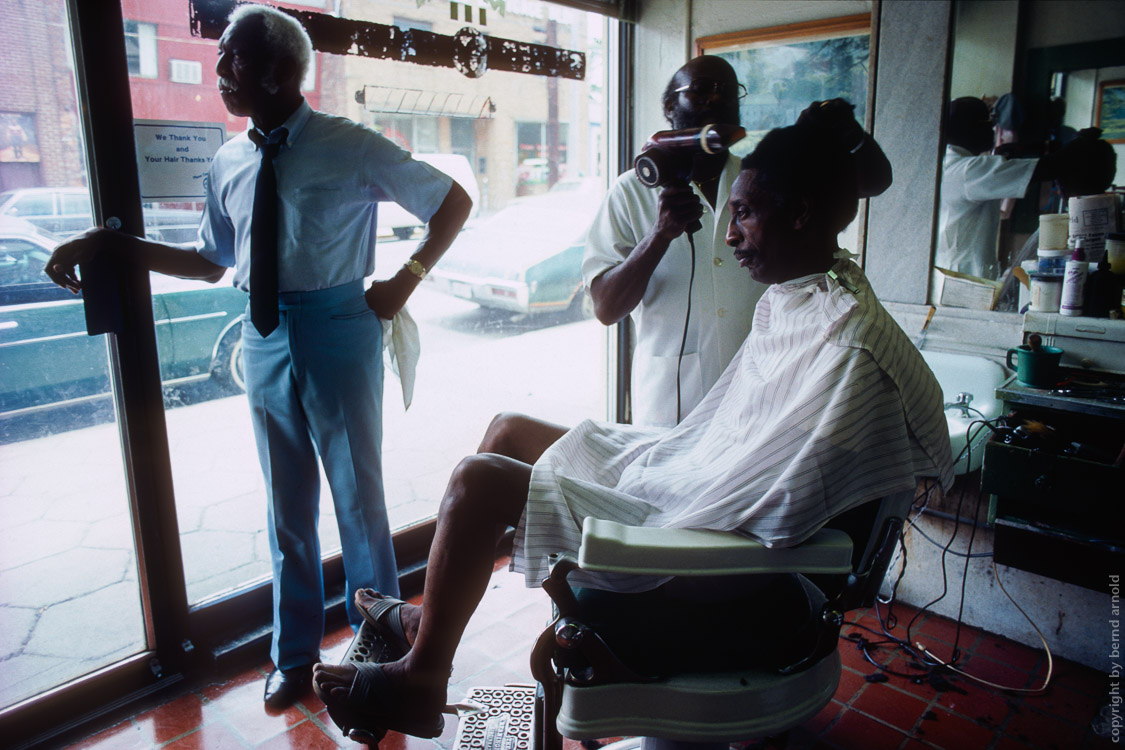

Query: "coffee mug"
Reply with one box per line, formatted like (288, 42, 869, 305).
(1006, 344, 1063, 388)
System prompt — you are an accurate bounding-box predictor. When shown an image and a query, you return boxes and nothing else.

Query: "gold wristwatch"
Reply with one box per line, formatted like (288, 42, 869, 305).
(403, 258, 428, 280)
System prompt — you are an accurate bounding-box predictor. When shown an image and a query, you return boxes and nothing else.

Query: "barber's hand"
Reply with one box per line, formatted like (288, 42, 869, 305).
(365, 274, 414, 320)
(654, 184, 705, 241)
(44, 227, 114, 294)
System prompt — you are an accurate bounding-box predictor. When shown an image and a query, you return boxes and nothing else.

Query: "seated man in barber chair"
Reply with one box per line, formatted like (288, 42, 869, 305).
(313, 120, 955, 742)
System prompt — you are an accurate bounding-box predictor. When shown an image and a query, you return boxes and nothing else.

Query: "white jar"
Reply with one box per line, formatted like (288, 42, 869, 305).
(1029, 272, 1062, 313)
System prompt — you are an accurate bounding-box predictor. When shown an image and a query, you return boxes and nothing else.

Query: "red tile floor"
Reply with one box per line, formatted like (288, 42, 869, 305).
(66, 559, 1114, 750)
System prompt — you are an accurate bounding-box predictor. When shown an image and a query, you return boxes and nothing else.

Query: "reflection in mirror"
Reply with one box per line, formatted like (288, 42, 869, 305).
(935, 0, 1125, 314)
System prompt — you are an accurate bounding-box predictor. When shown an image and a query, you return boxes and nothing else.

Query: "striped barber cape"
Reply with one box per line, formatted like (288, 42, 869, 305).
(512, 258, 954, 592)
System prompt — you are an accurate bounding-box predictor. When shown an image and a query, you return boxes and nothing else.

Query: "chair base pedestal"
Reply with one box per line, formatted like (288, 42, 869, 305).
(556, 652, 840, 743)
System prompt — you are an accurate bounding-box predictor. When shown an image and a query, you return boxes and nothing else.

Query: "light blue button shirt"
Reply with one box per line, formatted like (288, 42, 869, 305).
(197, 100, 452, 292)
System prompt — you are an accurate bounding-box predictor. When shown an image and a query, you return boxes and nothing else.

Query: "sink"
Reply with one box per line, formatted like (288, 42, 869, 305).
(920, 350, 1009, 475)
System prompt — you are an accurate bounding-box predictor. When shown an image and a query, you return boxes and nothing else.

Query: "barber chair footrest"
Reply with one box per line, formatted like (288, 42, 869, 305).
(452, 685, 538, 750)
(341, 619, 405, 666)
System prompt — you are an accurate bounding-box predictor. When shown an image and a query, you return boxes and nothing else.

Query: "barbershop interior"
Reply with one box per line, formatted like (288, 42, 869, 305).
(2, 0, 1125, 748)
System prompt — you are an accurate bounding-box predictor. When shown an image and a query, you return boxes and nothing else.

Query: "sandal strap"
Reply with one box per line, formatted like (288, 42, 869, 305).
(346, 662, 445, 738)
(351, 661, 391, 706)
(360, 595, 410, 651)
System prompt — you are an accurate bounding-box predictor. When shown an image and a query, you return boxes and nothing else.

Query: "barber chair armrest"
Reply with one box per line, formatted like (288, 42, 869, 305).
(577, 518, 853, 576)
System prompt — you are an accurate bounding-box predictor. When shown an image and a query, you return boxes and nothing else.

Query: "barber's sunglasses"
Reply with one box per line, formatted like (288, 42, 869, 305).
(674, 79, 748, 100)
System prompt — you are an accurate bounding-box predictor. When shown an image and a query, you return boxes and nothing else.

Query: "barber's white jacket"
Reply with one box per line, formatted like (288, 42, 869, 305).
(582, 153, 767, 427)
(936, 145, 1037, 280)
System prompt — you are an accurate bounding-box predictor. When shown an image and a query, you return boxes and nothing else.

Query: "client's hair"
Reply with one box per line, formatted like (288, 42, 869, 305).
(741, 125, 860, 235)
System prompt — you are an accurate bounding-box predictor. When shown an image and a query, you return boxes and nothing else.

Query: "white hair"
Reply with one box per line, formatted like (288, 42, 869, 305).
(228, 4, 312, 86)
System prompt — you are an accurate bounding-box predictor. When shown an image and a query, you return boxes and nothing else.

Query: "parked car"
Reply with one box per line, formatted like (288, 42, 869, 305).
(377, 154, 480, 240)
(0, 216, 247, 417)
(0, 186, 201, 243)
(424, 179, 604, 318)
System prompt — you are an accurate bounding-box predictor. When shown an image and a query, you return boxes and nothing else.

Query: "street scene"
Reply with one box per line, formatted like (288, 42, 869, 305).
(0, 232, 607, 709)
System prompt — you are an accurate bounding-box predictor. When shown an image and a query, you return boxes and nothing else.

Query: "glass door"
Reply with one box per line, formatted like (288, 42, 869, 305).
(2, 0, 617, 741)
(0, 0, 148, 713)
(131, 0, 614, 611)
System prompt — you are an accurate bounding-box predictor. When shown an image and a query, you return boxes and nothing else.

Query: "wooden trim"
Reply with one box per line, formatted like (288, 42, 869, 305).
(695, 13, 870, 56)
(0, 654, 178, 749)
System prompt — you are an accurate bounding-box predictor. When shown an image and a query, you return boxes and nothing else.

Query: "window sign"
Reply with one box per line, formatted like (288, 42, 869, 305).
(133, 120, 225, 201)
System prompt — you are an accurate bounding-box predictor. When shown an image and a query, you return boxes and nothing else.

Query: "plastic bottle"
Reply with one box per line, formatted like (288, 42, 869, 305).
(1084, 255, 1118, 317)
(1060, 239, 1087, 317)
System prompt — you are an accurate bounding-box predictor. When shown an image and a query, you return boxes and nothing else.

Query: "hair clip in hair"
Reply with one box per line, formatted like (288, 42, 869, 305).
(827, 269, 860, 295)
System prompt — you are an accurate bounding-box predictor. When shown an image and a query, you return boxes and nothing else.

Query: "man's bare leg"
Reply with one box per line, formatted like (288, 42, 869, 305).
(347, 413, 570, 649)
(313, 451, 545, 719)
(477, 412, 568, 464)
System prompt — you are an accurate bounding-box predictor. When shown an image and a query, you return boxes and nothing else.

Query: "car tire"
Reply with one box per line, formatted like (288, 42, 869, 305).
(213, 327, 246, 394)
(392, 227, 415, 240)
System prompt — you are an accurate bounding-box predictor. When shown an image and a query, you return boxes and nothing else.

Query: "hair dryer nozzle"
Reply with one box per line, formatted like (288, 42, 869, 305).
(634, 124, 747, 189)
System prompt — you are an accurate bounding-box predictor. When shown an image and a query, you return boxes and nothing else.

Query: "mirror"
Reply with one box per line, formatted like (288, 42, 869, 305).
(935, 0, 1125, 312)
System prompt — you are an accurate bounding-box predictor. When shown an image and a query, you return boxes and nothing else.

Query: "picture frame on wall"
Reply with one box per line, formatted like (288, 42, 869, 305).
(696, 14, 872, 157)
(1096, 79, 1125, 143)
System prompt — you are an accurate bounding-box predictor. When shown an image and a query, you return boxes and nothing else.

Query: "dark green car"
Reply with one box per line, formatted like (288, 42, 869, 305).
(0, 217, 247, 417)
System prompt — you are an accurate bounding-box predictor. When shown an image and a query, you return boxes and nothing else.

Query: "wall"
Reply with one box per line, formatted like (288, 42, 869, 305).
(950, 0, 1019, 101)
(631, 0, 870, 158)
(631, 0, 1115, 672)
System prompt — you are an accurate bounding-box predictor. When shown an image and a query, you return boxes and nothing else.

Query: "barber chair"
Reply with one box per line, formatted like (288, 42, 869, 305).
(450, 491, 913, 750)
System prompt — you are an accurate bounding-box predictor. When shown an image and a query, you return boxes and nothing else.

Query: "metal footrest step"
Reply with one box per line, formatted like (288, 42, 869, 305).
(452, 685, 540, 750)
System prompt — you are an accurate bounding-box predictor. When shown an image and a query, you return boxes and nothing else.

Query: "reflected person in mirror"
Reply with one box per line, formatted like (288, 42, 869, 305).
(43, 4, 472, 710)
(936, 96, 1116, 280)
(311, 118, 952, 744)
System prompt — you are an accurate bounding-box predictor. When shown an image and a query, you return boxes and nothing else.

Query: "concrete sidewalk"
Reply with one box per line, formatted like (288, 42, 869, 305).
(0, 299, 603, 709)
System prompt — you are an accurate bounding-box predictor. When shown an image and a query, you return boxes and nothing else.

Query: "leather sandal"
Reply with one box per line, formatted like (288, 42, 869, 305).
(354, 590, 412, 657)
(313, 661, 445, 744)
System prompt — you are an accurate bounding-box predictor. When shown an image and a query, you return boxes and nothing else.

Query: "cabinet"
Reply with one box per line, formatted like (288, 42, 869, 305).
(981, 376, 1124, 591)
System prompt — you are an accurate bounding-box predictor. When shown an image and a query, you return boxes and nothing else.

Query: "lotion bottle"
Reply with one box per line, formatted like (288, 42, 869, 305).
(1060, 239, 1087, 317)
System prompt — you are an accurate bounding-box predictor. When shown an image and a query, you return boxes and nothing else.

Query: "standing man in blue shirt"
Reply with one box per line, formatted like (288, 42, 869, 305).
(45, 4, 472, 709)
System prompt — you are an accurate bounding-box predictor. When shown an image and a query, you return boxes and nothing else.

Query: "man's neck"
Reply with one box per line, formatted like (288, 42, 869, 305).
(689, 152, 726, 208)
(782, 240, 841, 282)
(252, 94, 304, 134)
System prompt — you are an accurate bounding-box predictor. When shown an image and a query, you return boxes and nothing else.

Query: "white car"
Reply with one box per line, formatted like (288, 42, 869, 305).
(377, 154, 480, 239)
(425, 179, 605, 318)
(0, 186, 200, 242)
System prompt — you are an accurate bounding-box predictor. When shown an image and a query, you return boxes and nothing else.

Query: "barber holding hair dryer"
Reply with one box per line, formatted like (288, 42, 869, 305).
(582, 55, 892, 427)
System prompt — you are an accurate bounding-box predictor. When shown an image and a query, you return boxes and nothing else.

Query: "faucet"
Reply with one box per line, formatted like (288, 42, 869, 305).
(944, 391, 974, 417)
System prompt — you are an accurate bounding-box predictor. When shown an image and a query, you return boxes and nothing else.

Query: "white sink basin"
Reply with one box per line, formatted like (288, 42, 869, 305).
(920, 350, 1009, 475)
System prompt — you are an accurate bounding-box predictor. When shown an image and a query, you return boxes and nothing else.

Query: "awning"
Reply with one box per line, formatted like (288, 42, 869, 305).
(355, 85, 495, 119)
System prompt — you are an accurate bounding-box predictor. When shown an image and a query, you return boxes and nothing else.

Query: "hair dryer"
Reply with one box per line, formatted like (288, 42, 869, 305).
(633, 123, 746, 189)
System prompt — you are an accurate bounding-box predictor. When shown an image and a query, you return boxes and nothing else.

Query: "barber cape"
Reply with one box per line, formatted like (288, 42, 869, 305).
(512, 258, 954, 592)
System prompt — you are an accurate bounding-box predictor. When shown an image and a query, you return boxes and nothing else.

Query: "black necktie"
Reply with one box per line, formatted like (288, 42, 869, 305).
(248, 127, 287, 337)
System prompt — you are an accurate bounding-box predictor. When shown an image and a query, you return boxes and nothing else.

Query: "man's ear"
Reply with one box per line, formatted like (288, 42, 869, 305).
(790, 197, 812, 231)
(274, 57, 300, 90)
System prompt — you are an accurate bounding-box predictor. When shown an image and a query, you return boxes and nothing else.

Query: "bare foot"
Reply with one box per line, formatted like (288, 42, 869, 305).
(312, 656, 448, 724)
(354, 589, 421, 648)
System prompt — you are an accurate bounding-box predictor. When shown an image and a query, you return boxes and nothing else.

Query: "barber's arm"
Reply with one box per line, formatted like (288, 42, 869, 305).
(365, 179, 473, 320)
(45, 227, 226, 294)
(588, 184, 703, 326)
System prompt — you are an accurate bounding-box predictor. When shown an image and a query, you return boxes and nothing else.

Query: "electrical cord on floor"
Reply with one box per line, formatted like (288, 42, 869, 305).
(843, 415, 1054, 692)
(914, 558, 1054, 694)
(675, 231, 696, 423)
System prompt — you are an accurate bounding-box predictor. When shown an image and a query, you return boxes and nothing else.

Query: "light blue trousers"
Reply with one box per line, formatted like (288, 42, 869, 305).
(240, 280, 400, 670)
